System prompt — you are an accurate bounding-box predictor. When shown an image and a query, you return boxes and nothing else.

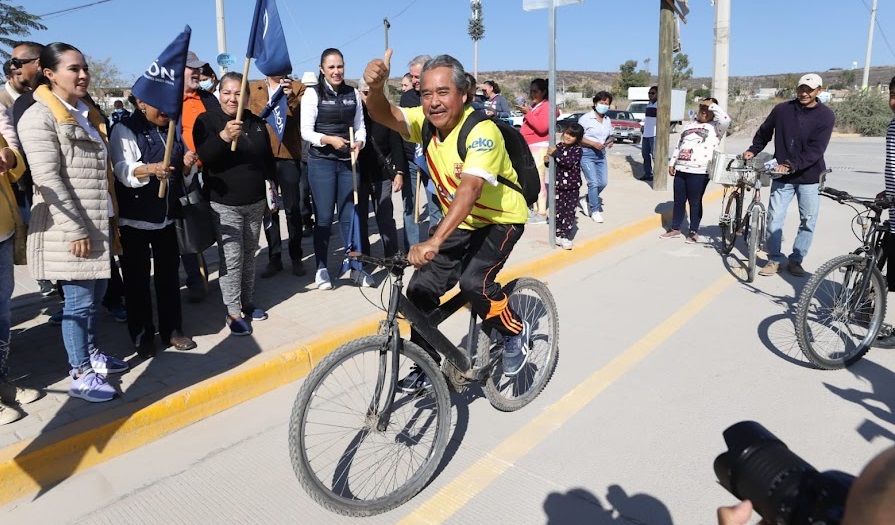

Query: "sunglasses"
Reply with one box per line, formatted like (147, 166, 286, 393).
(10, 57, 37, 68)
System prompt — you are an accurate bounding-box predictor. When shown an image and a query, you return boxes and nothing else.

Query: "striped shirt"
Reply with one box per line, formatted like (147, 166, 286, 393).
(887, 118, 895, 232)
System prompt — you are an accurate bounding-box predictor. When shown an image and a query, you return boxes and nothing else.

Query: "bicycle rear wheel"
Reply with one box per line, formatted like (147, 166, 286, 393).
(484, 277, 559, 412)
(795, 254, 886, 370)
(720, 190, 742, 255)
(288, 336, 451, 516)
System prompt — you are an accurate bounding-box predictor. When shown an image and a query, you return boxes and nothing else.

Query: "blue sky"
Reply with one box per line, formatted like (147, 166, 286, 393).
(21, 0, 895, 84)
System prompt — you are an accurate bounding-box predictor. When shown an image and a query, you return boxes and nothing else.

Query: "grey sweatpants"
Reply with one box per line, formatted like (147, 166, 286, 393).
(211, 200, 265, 317)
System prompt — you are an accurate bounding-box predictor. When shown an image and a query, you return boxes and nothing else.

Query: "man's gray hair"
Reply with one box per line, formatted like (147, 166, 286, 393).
(421, 55, 467, 94)
(408, 54, 431, 69)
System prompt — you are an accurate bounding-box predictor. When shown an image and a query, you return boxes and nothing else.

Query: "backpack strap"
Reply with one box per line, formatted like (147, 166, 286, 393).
(422, 109, 525, 196)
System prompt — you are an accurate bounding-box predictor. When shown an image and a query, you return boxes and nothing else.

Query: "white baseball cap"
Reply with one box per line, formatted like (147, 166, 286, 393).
(300, 71, 318, 85)
(798, 73, 823, 89)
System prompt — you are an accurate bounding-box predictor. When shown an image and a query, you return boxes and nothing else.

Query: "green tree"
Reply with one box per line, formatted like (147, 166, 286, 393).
(0, 1, 46, 58)
(613, 59, 650, 98)
(775, 74, 799, 98)
(86, 55, 127, 110)
(672, 53, 693, 87)
(833, 90, 890, 136)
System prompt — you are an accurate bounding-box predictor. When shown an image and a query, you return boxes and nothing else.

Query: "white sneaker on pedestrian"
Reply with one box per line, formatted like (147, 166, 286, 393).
(315, 269, 333, 290)
(578, 195, 589, 215)
(350, 269, 375, 288)
(560, 238, 573, 250)
(591, 211, 604, 223)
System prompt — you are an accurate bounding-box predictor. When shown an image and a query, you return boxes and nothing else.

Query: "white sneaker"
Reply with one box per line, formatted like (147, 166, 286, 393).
(560, 238, 573, 250)
(578, 195, 589, 215)
(315, 269, 333, 290)
(350, 269, 375, 288)
(591, 211, 604, 223)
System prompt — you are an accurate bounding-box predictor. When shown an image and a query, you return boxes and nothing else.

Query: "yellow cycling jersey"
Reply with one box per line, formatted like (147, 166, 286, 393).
(402, 106, 528, 230)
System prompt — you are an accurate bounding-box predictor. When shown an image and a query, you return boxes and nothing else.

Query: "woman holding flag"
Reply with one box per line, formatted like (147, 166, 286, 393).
(194, 72, 274, 336)
(109, 92, 198, 355)
(300, 48, 368, 291)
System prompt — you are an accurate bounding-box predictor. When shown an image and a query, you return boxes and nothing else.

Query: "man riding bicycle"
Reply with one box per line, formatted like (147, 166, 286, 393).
(362, 51, 530, 391)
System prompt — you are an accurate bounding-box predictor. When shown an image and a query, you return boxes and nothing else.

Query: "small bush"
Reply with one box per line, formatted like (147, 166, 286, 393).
(832, 91, 891, 136)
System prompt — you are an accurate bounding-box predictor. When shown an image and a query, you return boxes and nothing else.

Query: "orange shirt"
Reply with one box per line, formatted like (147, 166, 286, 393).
(181, 91, 207, 153)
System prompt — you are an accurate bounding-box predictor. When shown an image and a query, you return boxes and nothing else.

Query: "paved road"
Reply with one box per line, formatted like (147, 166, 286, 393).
(5, 137, 895, 525)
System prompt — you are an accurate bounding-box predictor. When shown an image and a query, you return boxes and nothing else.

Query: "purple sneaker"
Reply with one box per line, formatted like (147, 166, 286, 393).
(89, 349, 129, 375)
(69, 370, 116, 402)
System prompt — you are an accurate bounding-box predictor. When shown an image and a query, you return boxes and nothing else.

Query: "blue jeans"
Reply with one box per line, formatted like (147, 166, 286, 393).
(401, 163, 420, 251)
(59, 278, 108, 371)
(766, 181, 820, 264)
(671, 172, 710, 232)
(0, 237, 13, 380)
(580, 148, 607, 213)
(307, 156, 354, 270)
(641, 136, 655, 178)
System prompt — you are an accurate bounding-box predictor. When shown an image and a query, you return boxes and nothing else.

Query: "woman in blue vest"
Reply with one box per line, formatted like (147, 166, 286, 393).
(300, 48, 367, 291)
(109, 96, 198, 356)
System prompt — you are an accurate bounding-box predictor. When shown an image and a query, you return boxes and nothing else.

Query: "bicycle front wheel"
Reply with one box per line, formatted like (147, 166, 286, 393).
(288, 336, 451, 516)
(795, 254, 886, 370)
(744, 208, 763, 283)
(484, 277, 559, 412)
(720, 190, 742, 255)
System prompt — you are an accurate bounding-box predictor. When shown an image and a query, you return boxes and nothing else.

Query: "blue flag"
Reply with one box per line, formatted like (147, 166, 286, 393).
(259, 85, 288, 144)
(247, 0, 292, 76)
(131, 26, 191, 119)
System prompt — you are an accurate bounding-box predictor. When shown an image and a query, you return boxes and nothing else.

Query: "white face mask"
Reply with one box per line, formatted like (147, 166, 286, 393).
(199, 79, 214, 91)
(595, 103, 609, 115)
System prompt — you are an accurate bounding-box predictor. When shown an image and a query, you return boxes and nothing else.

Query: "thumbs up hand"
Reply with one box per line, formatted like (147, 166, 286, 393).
(363, 48, 392, 91)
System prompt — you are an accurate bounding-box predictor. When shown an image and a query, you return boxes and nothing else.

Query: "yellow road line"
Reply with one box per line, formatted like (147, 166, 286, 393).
(398, 273, 735, 525)
(0, 188, 726, 506)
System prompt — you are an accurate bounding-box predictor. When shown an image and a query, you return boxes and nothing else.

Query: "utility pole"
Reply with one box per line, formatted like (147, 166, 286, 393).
(654, 0, 675, 191)
(711, 0, 730, 110)
(862, 0, 878, 90)
(383, 17, 390, 50)
(216, 0, 227, 73)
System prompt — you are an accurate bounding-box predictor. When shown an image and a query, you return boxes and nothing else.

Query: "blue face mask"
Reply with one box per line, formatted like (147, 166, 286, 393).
(595, 104, 609, 115)
(199, 79, 214, 91)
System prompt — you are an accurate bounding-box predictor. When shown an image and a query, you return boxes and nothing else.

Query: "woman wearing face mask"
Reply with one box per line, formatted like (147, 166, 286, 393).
(577, 91, 615, 223)
(199, 66, 219, 99)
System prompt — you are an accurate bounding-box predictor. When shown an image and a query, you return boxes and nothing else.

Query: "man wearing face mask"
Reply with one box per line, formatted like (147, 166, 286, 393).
(577, 91, 615, 223)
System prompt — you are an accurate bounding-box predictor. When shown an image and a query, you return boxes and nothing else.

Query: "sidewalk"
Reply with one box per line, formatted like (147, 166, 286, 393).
(0, 153, 689, 505)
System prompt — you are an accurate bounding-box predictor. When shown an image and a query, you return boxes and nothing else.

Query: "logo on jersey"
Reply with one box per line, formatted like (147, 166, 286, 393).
(454, 163, 464, 176)
(468, 137, 494, 153)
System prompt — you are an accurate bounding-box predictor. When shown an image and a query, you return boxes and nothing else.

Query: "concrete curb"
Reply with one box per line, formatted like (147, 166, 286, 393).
(0, 185, 725, 505)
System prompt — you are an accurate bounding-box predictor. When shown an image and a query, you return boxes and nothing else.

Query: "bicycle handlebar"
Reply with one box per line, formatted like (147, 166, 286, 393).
(821, 186, 894, 211)
(348, 252, 412, 272)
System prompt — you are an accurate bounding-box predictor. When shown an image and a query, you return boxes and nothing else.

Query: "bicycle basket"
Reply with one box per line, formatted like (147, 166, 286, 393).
(710, 151, 748, 186)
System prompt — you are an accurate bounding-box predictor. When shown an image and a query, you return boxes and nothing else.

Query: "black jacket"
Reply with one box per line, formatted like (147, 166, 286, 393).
(193, 106, 273, 206)
(747, 99, 835, 185)
(358, 105, 409, 183)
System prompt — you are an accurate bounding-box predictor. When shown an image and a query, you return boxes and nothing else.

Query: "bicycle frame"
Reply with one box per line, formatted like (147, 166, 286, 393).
(369, 261, 491, 431)
(821, 189, 891, 320)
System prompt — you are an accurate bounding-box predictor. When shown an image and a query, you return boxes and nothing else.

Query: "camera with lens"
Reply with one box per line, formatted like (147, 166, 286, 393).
(714, 421, 855, 525)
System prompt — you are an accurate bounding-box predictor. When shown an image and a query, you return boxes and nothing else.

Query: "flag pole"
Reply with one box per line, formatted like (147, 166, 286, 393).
(158, 120, 177, 198)
(349, 127, 358, 206)
(231, 57, 252, 151)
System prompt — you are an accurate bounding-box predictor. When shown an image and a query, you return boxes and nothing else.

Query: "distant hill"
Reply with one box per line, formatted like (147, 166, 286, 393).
(461, 65, 895, 100)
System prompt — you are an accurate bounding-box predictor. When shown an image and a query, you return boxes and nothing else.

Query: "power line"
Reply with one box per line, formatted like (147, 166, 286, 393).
(38, 0, 114, 19)
(292, 0, 421, 65)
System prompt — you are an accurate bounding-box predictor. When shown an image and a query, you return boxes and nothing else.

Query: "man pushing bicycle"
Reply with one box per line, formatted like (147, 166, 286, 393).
(363, 51, 529, 391)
